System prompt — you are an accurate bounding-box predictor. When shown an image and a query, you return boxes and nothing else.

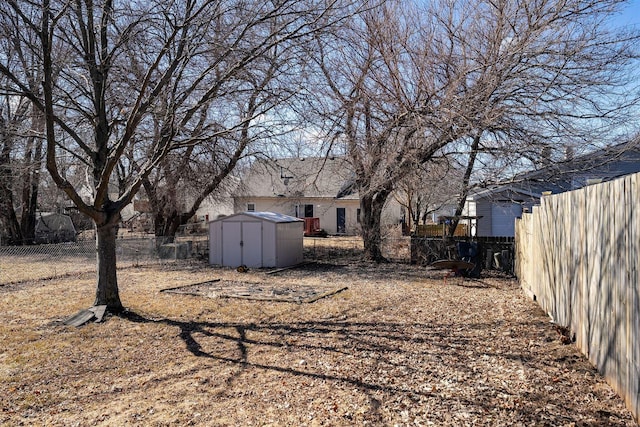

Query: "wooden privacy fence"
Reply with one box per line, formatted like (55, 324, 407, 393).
(515, 173, 640, 422)
(414, 223, 468, 237)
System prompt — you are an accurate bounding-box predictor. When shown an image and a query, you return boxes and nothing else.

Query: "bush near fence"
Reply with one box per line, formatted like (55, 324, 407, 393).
(411, 236, 515, 273)
(515, 173, 640, 422)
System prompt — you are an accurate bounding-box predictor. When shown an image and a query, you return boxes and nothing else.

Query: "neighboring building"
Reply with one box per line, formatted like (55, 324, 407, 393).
(508, 140, 640, 195)
(35, 212, 77, 243)
(465, 186, 541, 237)
(195, 177, 238, 223)
(233, 157, 404, 235)
(466, 140, 640, 237)
(124, 199, 153, 233)
(127, 177, 238, 234)
(196, 196, 235, 223)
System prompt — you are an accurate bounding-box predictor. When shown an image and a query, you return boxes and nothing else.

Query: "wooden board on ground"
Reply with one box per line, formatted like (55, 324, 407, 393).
(63, 304, 108, 327)
(159, 279, 221, 293)
(63, 309, 96, 327)
(88, 305, 107, 323)
(219, 286, 348, 304)
(266, 261, 315, 275)
(429, 259, 475, 271)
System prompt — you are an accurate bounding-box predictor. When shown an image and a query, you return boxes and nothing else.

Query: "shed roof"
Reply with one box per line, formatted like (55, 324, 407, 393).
(210, 211, 303, 224)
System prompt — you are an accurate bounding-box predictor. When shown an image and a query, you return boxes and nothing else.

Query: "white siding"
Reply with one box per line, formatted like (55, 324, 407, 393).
(242, 222, 263, 267)
(234, 197, 360, 235)
(261, 221, 276, 266)
(209, 221, 223, 265)
(221, 222, 243, 266)
(275, 222, 304, 266)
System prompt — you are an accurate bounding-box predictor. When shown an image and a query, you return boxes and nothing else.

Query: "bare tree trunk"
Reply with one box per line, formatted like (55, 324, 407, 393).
(360, 189, 391, 262)
(19, 162, 41, 243)
(19, 112, 44, 242)
(447, 133, 480, 237)
(153, 210, 184, 242)
(20, 181, 38, 241)
(153, 211, 169, 240)
(405, 193, 413, 234)
(94, 218, 123, 311)
(0, 192, 22, 244)
(164, 212, 193, 238)
(0, 129, 23, 244)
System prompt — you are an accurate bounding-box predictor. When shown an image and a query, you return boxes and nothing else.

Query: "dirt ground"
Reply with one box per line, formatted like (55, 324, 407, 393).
(0, 259, 637, 426)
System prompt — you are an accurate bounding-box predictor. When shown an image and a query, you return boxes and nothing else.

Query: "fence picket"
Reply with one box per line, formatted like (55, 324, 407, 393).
(516, 173, 640, 422)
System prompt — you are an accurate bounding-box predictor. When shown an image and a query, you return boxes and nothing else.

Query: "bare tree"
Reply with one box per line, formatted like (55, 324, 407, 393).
(313, 0, 639, 260)
(393, 159, 462, 232)
(0, 0, 355, 312)
(0, 20, 45, 245)
(313, 3, 476, 260)
(138, 42, 304, 238)
(439, 0, 640, 236)
(0, 92, 29, 244)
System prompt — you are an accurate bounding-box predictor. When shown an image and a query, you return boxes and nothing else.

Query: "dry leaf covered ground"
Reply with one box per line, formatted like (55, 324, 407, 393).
(0, 255, 637, 426)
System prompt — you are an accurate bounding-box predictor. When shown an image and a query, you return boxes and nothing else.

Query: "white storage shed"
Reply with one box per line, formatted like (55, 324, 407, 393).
(209, 211, 304, 268)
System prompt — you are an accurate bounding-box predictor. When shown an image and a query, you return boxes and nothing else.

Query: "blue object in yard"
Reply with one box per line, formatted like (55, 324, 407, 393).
(457, 241, 478, 259)
(456, 241, 482, 278)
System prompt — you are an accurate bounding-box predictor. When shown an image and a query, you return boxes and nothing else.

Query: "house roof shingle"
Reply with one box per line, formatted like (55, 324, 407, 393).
(235, 157, 358, 199)
(471, 139, 640, 199)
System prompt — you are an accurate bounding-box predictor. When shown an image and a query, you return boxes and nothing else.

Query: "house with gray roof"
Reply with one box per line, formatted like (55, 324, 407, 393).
(466, 140, 640, 237)
(233, 157, 403, 235)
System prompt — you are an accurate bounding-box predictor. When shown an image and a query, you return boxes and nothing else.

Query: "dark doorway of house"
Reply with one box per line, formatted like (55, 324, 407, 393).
(304, 204, 314, 218)
(337, 208, 346, 234)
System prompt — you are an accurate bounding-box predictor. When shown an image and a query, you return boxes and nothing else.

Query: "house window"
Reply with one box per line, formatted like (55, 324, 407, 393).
(356, 208, 361, 223)
(304, 204, 314, 217)
(247, 203, 255, 212)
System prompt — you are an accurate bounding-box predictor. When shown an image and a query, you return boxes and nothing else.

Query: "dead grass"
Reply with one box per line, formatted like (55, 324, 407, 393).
(0, 255, 95, 284)
(0, 259, 637, 426)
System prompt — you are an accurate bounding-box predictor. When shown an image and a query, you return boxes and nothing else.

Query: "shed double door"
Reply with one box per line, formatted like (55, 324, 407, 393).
(222, 221, 262, 267)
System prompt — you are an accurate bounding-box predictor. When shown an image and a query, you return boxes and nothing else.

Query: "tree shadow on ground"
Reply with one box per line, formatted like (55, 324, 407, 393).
(117, 310, 631, 425)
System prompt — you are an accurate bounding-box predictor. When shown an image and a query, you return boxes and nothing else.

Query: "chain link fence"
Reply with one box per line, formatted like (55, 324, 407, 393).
(0, 233, 209, 285)
(1, 226, 420, 285)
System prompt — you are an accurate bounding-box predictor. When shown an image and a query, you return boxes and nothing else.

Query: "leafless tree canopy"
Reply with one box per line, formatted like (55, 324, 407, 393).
(0, 0, 359, 309)
(0, 8, 47, 244)
(0, 0, 638, 300)
(310, 0, 639, 259)
(394, 159, 464, 231)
